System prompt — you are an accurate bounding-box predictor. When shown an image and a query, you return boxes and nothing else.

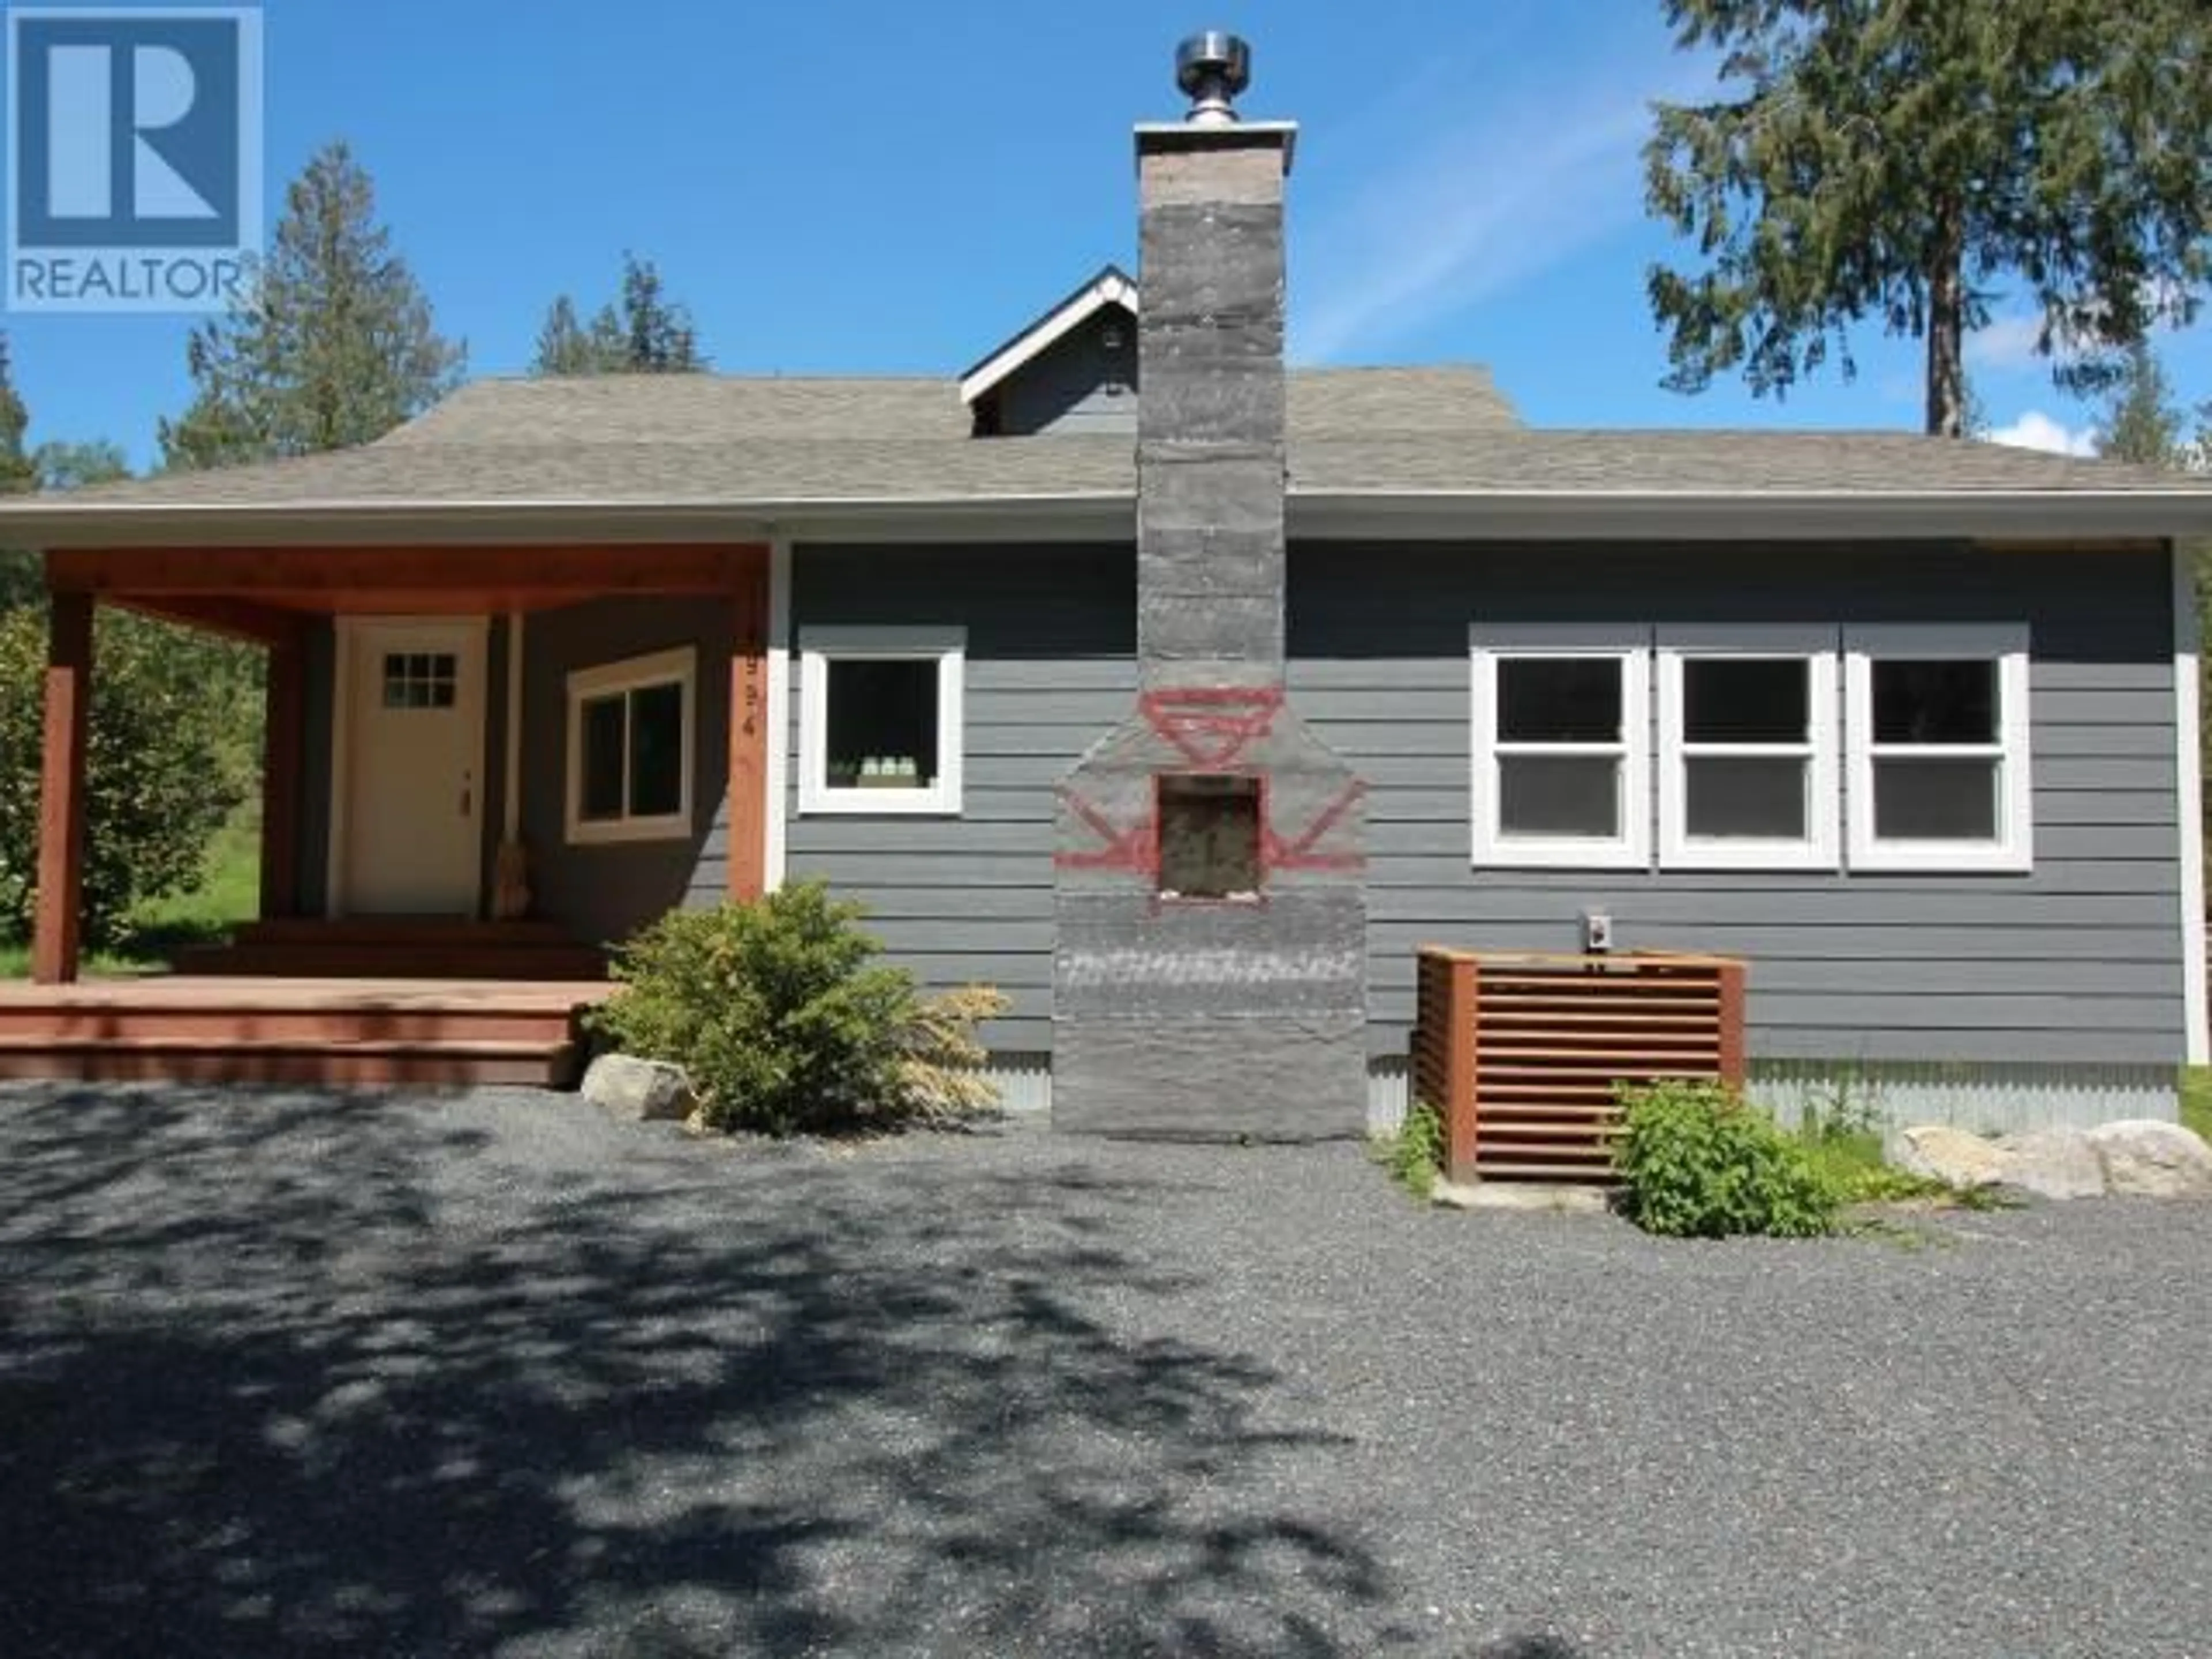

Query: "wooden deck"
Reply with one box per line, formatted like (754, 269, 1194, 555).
(0, 976, 617, 1087)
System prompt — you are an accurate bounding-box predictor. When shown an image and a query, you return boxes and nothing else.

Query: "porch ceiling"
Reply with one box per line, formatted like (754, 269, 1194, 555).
(47, 543, 766, 639)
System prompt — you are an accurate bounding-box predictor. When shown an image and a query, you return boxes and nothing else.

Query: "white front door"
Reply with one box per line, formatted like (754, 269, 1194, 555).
(335, 619, 487, 916)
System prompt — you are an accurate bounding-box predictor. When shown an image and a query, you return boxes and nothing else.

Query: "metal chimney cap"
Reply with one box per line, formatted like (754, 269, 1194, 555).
(1175, 31, 1251, 124)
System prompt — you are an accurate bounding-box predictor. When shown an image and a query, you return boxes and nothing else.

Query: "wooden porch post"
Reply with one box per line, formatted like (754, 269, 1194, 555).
(726, 549, 771, 901)
(259, 635, 305, 919)
(32, 592, 93, 984)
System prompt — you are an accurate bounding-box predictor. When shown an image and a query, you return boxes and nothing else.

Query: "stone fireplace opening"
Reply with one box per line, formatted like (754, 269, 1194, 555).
(1156, 774, 1263, 901)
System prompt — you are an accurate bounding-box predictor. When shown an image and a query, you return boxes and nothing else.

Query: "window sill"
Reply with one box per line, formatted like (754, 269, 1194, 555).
(800, 787, 962, 818)
(566, 815, 692, 846)
(1848, 843, 2033, 875)
(1660, 840, 1841, 873)
(1472, 841, 1649, 871)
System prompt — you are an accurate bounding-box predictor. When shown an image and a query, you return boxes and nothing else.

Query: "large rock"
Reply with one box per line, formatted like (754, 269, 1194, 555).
(581, 1054, 696, 1124)
(2087, 1120, 2212, 1199)
(1897, 1126, 2009, 1189)
(1992, 1127, 2106, 1201)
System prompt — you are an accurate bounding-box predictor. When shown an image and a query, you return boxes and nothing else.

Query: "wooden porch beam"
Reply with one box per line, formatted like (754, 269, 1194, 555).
(32, 593, 93, 984)
(726, 550, 771, 900)
(47, 543, 767, 600)
(104, 594, 306, 645)
(259, 637, 306, 920)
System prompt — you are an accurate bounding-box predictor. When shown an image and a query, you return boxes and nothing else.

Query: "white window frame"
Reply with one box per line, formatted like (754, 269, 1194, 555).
(798, 625, 966, 817)
(1470, 624, 1651, 869)
(1844, 623, 2033, 873)
(1657, 625, 1841, 871)
(565, 646, 698, 846)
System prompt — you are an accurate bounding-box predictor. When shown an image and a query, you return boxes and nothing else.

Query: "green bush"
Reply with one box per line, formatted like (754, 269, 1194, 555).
(589, 881, 1005, 1135)
(0, 605, 257, 950)
(1615, 1080, 1839, 1238)
(1370, 1101, 1446, 1202)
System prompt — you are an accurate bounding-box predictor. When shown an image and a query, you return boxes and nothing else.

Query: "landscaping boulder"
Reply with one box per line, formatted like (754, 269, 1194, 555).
(2087, 1120, 2212, 1199)
(581, 1054, 696, 1123)
(1993, 1127, 2107, 1201)
(1897, 1125, 2009, 1189)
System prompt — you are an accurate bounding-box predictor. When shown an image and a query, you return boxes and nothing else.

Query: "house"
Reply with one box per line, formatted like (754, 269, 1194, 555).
(5, 35, 2212, 1131)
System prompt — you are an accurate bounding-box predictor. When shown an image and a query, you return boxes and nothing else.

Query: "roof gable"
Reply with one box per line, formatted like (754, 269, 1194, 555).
(959, 266, 1137, 407)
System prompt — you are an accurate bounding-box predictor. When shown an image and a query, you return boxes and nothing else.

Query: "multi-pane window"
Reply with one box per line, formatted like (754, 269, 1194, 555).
(1474, 622, 2031, 874)
(1470, 627, 1649, 867)
(1846, 625, 2031, 871)
(1657, 627, 1839, 869)
(565, 647, 695, 844)
(798, 627, 966, 816)
(382, 652, 457, 710)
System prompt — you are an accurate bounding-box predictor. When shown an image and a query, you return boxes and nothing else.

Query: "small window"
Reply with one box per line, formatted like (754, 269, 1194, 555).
(565, 647, 696, 845)
(382, 651, 457, 710)
(799, 627, 965, 816)
(1157, 774, 1262, 900)
(1471, 627, 1649, 868)
(1846, 625, 2031, 872)
(1658, 628, 1840, 870)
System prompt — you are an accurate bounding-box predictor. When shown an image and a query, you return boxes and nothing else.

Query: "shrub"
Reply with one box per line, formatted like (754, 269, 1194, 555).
(589, 881, 1005, 1135)
(1615, 1080, 1838, 1238)
(1369, 1101, 1446, 1202)
(0, 605, 256, 949)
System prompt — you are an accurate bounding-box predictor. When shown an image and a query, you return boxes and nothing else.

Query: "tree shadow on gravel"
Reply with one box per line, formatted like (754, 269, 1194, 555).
(0, 1086, 1392, 1656)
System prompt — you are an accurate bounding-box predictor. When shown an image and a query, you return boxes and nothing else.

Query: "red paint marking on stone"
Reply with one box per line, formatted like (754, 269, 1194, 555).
(1056, 788, 1157, 873)
(1138, 687, 1283, 768)
(1264, 779, 1369, 872)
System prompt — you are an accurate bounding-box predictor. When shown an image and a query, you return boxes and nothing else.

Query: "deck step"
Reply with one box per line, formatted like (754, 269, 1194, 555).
(173, 943, 608, 981)
(0, 1036, 581, 1088)
(233, 918, 575, 947)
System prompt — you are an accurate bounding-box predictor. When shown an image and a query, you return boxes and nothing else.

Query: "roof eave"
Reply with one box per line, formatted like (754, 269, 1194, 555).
(5, 486, 2208, 550)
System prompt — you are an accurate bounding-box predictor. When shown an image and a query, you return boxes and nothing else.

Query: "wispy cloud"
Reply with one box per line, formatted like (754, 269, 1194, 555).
(1293, 52, 1710, 363)
(1987, 408, 2097, 457)
(1967, 313, 2049, 373)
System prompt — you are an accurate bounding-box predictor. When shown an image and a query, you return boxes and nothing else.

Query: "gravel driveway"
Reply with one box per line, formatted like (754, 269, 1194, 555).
(2, 1083, 2207, 1658)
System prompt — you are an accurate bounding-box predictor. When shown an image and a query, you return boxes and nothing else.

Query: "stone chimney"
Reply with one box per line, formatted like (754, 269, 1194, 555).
(1051, 35, 1369, 1140)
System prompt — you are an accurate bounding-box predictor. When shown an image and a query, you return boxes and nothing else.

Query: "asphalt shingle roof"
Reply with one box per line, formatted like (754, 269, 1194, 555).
(4, 365, 2203, 525)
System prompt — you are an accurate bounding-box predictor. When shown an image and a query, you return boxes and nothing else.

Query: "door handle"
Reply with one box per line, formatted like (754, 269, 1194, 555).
(461, 771, 474, 817)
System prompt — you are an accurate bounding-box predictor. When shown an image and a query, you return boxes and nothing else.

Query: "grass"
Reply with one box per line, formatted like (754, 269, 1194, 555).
(0, 803, 260, 979)
(2183, 1066, 2212, 1143)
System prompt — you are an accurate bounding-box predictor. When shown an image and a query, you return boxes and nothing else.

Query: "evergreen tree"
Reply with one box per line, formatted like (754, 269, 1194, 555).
(160, 141, 464, 469)
(1645, 1, 2212, 436)
(0, 338, 36, 497)
(33, 440, 130, 493)
(531, 253, 704, 376)
(2095, 342, 2187, 469)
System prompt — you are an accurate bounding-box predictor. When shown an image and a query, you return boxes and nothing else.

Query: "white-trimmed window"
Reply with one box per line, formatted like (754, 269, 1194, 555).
(1845, 623, 2032, 872)
(1658, 626, 1840, 870)
(1470, 625, 1650, 868)
(566, 646, 696, 845)
(798, 626, 965, 816)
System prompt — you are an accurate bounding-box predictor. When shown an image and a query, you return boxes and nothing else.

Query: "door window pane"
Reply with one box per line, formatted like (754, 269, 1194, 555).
(1498, 658, 1622, 743)
(627, 682, 686, 819)
(1873, 660, 1997, 744)
(825, 658, 940, 790)
(1684, 658, 1808, 743)
(1685, 756, 1807, 839)
(1499, 755, 1619, 838)
(382, 650, 457, 710)
(1872, 757, 1999, 840)
(579, 694, 627, 821)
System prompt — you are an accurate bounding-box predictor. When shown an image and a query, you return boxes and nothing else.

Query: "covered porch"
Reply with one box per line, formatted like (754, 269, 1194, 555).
(12, 541, 771, 1084)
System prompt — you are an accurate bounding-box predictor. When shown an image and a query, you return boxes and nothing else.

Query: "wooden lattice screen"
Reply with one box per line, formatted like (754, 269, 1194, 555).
(1411, 949, 1747, 1184)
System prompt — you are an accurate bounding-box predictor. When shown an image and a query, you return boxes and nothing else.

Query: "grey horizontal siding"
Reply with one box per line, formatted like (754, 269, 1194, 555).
(1290, 540, 2188, 1067)
(990, 307, 1139, 437)
(522, 594, 736, 951)
(785, 544, 1135, 1047)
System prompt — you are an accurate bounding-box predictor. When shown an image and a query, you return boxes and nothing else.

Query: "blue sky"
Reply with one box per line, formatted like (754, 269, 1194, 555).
(7, 0, 2208, 469)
